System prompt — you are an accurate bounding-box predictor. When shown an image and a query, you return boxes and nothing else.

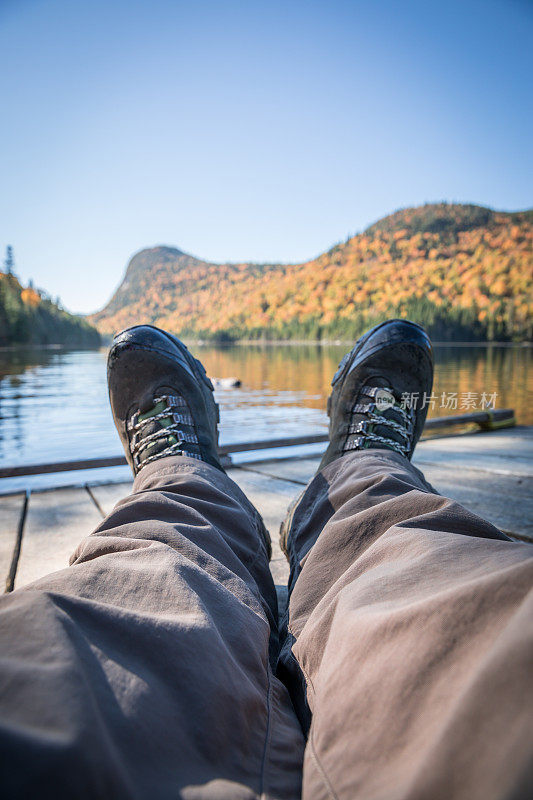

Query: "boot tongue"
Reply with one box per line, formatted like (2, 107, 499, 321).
(138, 391, 157, 414)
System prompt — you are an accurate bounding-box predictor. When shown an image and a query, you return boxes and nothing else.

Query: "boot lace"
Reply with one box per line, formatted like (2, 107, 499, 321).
(343, 386, 415, 458)
(127, 395, 202, 470)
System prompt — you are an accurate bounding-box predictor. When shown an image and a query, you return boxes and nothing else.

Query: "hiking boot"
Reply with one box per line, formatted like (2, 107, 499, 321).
(279, 319, 433, 557)
(319, 319, 434, 470)
(107, 325, 223, 475)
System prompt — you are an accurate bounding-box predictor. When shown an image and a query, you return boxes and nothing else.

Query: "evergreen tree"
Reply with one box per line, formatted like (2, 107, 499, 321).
(3, 245, 15, 275)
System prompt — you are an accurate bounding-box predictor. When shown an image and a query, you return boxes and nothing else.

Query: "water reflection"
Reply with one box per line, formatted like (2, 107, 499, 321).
(0, 343, 531, 471)
(193, 342, 533, 424)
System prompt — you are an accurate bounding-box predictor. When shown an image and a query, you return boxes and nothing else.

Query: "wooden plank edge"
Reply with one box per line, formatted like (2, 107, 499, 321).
(5, 491, 30, 593)
(84, 485, 106, 518)
(233, 464, 309, 487)
(504, 530, 533, 544)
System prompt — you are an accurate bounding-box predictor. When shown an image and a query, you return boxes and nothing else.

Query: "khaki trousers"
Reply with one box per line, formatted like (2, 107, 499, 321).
(0, 451, 531, 799)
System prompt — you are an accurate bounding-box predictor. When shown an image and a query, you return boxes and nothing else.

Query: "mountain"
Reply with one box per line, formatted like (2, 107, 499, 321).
(0, 273, 101, 347)
(91, 203, 533, 342)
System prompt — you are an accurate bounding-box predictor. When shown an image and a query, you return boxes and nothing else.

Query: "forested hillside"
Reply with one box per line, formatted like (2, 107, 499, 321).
(92, 203, 533, 342)
(0, 273, 101, 346)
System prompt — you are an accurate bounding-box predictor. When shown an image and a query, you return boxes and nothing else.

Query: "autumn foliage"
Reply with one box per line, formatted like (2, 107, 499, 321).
(91, 203, 533, 342)
(0, 273, 100, 346)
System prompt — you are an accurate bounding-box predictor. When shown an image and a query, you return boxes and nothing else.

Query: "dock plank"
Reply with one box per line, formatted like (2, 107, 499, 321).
(0, 493, 26, 591)
(414, 428, 533, 476)
(238, 458, 321, 486)
(15, 488, 102, 589)
(419, 464, 532, 540)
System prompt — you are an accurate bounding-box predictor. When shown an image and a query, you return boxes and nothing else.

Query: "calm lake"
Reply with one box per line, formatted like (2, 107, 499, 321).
(0, 342, 531, 492)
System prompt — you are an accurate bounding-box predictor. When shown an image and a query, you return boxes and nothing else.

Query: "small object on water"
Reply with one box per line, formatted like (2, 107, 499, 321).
(212, 377, 241, 389)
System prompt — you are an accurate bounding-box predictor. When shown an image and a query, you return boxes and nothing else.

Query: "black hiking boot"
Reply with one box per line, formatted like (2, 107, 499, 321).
(318, 318, 434, 469)
(280, 319, 434, 556)
(107, 325, 224, 475)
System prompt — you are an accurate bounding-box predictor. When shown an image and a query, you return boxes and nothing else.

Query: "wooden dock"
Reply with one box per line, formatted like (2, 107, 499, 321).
(2, 426, 532, 596)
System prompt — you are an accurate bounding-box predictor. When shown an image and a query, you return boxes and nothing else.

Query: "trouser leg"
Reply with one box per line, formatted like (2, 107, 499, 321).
(281, 449, 533, 800)
(0, 457, 304, 800)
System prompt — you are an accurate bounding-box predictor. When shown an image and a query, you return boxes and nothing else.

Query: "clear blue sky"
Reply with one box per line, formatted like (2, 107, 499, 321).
(1, 0, 531, 314)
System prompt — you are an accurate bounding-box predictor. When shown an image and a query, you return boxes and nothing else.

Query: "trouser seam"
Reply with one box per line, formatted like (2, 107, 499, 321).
(248, 537, 269, 571)
(259, 652, 274, 799)
(288, 632, 316, 702)
(307, 729, 339, 800)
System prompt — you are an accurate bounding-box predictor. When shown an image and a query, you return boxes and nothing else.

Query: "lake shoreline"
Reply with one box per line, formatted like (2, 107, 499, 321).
(184, 338, 533, 348)
(1, 339, 532, 352)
